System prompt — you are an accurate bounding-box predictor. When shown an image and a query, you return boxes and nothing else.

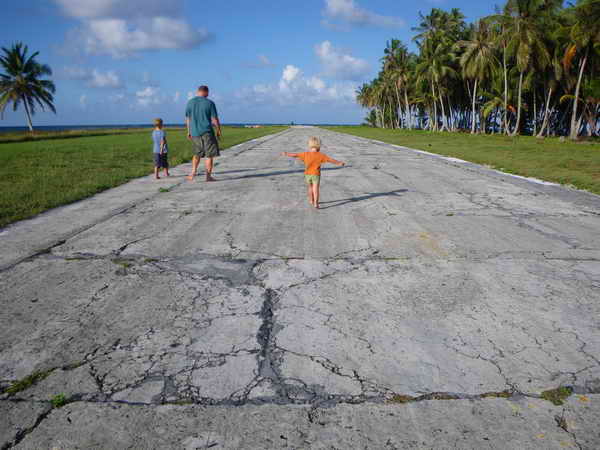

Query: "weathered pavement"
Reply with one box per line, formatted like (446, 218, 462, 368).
(1, 127, 599, 449)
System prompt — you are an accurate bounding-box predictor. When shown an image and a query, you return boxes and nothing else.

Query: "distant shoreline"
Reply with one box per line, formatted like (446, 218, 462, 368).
(0, 123, 357, 134)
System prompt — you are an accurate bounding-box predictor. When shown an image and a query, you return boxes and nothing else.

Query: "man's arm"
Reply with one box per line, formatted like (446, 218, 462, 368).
(211, 116, 221, 138)
(185, 117, 191, 140)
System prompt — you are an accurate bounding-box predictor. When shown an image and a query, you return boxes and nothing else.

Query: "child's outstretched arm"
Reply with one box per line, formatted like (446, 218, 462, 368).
(281, 152, 300, 157)
(325, 156, 345, 166)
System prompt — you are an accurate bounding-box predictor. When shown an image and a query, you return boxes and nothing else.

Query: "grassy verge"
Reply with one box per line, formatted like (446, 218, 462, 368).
(323, 126, 600, 195)
(0, 127, 160, 144)
(0, 126, 286, 228)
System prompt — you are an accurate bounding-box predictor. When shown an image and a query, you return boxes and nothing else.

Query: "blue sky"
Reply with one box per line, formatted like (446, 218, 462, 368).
(1, 0, 497, 126)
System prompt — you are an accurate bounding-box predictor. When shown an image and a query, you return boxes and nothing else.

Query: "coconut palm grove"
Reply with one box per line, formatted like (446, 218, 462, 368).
(356, 0, 599, 139)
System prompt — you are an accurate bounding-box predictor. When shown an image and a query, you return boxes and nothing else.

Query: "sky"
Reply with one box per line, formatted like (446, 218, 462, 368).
(1, 0, 498, 126)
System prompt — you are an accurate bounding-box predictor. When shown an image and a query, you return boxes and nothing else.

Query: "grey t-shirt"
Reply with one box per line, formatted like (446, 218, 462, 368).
(185, 97, 218, 137)
(152, 129, 167, 153)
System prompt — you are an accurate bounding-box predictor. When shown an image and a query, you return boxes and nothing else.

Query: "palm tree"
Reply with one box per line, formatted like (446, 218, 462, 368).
(457, 20, 498, 133)
(563, 0, 600, 139)
(0, 42, 56, 132)
(504, 0, 553, 136)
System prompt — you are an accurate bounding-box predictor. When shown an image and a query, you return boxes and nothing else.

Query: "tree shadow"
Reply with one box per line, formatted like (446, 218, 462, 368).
(319, 189, 409, 209)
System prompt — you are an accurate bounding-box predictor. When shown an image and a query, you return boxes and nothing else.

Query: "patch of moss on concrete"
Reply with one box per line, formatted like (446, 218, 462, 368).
(481, 390, 512, 399)
(4, 369, 54, 396)
(423, 393, 459, 401)
(541, 386, 573, 405)
(111, 258, 133, 269)
(51, 393, 69, 408)
(388, 394, 415, 404)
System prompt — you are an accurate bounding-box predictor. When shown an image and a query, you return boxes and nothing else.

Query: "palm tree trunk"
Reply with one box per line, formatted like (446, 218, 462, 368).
(569, 47, 589, 140)
(537, 87, 553, 138)
(439, 92, 448, 132)
(533, 93, 537, 136)
(23, 99, 34, 132)
(471, 79, 478, 134)
(447, 95, 455, 131)
(503, 43, 509, 135)
(394, 83, 402, 129)
(512, 71, 524, 136)
(404, 90, 411, 130)
(431, 82, 438, 131)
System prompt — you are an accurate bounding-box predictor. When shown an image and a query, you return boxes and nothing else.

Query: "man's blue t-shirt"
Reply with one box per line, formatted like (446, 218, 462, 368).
(152, 130, 167, 153)
(185, 96, 218, 137)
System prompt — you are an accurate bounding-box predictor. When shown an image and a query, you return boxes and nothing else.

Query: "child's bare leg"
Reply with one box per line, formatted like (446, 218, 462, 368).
(307, 182, 315, 205)
(154, 167, 160, 179)
(187, 156, 200, 180)
(312, 183, 320, 208)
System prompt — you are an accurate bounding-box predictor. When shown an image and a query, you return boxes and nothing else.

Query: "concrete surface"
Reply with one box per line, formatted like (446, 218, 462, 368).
(1, 127, 599, 449)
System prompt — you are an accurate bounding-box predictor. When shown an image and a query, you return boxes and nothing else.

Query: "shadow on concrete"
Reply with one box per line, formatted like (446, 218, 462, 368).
(224, 166, 345, 181)
(319, 189, 409, 209)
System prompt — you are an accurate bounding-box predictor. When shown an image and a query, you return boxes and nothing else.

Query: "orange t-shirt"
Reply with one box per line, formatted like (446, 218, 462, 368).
(296, 152, 336, 175)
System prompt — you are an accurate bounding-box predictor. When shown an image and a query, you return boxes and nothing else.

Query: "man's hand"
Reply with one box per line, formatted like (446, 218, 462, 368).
(216, 128, 222, 139)
(281, 152, 287, 156)
(187, 133, 192, 141)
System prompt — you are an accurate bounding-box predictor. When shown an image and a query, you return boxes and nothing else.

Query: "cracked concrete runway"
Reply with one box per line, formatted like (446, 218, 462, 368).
(1, 127, 600, 449)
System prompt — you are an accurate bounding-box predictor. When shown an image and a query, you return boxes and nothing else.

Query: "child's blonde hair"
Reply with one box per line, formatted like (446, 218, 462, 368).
(153, 118, 163, 128)
(308, 136, 321, 150)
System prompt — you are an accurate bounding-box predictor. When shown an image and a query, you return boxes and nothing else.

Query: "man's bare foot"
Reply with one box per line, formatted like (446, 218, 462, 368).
(186, 175, 195, 181)
(206, 176, 217, 182)
(314, 203, 320, 209)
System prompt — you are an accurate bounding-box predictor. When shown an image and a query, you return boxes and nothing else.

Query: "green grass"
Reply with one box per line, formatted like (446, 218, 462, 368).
(0, 126, 286, 228)
(323, 126, 600, 195)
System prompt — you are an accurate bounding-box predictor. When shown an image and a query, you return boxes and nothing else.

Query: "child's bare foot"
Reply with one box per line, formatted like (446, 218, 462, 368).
(314, 203, 320, 209)
(186, 175, 195, 181)
(155, 176, 161, 180)
(206, 176, 217, 182)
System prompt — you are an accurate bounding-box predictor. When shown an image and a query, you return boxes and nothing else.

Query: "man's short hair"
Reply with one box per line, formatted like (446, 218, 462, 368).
(198, 85, 209, 92)
(153, 118, 163, 127)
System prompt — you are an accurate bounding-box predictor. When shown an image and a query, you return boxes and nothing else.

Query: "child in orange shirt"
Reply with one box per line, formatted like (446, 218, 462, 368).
(281, 136, 345, 209)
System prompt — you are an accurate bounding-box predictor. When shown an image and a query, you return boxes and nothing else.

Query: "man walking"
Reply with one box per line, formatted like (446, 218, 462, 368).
(185, 85, 222, 181)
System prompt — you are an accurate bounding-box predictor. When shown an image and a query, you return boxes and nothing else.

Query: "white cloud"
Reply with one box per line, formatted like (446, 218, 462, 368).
(136, 86, 162, 107)
(323, 0, 403, 28)
(89, 69, 122, 88)
(187, 91, 195, 100)
(282, 65, 301, 83)
(63, 66, 123, 89)
(235, 64, 357, 107)
(82, 18, 210, 58)
(55, 0, 180, 19)
(55, 0, 211, 58)
(173, 91, 181, 103)
(79, 94, 87, 108)
(315, 41, 370, 81)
